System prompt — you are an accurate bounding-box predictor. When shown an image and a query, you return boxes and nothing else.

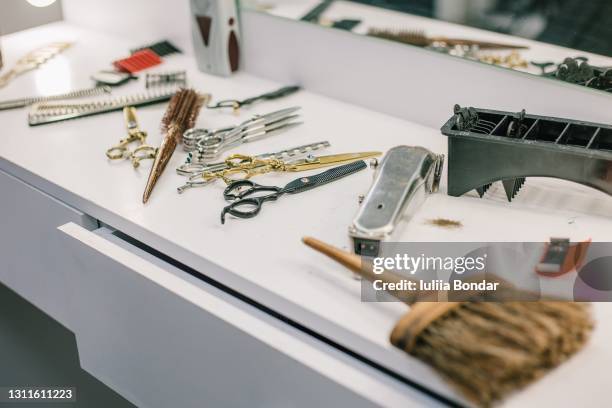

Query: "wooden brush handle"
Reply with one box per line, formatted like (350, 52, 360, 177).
(302, 237, 438, 304)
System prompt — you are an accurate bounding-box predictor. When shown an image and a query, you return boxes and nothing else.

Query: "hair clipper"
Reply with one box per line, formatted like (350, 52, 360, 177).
(190, 0, 240, 76)
(349, 146, 444, 256)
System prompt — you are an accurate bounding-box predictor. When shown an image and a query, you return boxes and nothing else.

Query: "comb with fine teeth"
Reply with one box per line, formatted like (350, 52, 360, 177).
(28, 88, 179, 126)
(441, 105, 612, 201)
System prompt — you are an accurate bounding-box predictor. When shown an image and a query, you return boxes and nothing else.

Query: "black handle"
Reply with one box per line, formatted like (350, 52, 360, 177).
(240, 86, 301, 107)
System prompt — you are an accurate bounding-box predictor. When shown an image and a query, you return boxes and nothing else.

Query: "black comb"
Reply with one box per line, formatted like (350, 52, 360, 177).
(441, 105, 612, 201)
(131, 40, 182, 57)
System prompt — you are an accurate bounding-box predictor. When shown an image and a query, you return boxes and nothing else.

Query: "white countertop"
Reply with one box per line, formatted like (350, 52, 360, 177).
(2, 22, 612, 407)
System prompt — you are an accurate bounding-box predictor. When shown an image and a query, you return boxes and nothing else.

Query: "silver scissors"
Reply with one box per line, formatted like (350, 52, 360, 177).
(176, 141, 331, 192)
(184, 107, 302, 161)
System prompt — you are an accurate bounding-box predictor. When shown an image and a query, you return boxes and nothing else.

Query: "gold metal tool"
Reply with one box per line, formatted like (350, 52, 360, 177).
(197, 151, 381, 184)
(0, 42, 72, 88)
(106, 107, 157, 168)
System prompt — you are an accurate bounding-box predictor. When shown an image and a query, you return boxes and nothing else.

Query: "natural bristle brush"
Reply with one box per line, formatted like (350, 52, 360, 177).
(142, 89, 210, 203)
(302, 237, 593, 407)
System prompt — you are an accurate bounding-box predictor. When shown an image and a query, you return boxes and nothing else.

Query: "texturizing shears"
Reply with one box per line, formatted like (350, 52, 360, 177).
(220, 160, 367, 223)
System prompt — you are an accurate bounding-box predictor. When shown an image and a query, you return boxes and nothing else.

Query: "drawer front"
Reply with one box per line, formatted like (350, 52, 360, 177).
(58, 223, 430, 408)
(0, 168, 97, 328)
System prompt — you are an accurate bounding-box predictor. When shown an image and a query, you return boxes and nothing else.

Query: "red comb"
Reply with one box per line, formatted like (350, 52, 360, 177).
(113, 49, 162, 73)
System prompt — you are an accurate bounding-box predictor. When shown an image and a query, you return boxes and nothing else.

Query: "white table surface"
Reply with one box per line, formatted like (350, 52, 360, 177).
(1, 21, 612, 407)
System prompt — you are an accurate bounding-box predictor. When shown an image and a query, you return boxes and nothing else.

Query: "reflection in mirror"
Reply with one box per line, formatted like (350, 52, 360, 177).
(249, 0, 612, 94)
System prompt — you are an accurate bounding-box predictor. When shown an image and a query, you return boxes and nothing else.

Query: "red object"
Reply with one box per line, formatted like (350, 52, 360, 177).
(113, 49, 161, 73)
(536, 239, 592, 278)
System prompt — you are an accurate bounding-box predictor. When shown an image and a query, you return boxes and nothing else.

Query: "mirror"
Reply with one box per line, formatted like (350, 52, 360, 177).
(245, 0, 612, 94)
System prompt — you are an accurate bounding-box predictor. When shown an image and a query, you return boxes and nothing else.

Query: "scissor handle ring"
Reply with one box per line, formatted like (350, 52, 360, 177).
(223, 179, 257, 200)
(106, 145, 129, 160)
(131, 145, 157, 168)
(221, 198, 264, 224)
(224, 154, 254, 168)
(177, 163, 205, 176)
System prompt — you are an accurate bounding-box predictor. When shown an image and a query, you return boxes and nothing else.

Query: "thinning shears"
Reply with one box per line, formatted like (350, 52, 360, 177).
(221, 160, 367, 223)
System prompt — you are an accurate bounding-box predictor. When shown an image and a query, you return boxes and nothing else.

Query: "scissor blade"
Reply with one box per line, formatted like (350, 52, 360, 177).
(245, 114, 300, 135)
(242, 117, 303, 142)
(288, 151, 381, 171)
(256, 106, 301, 123)
(238, 107, 300, 135)
(283, 160, 368, 194)
(264, 120, 303, 135)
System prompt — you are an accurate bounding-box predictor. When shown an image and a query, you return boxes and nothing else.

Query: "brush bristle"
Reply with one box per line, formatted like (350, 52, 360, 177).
(161, 88, 206, 143)
(397, 302, 593, 406)
(368, 28, 429, 47)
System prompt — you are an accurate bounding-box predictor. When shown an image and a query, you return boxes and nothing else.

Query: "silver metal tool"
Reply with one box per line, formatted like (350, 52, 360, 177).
(183, 106, 302, 161)
(28, 88, 179, 126)
(146, 71, 187, 89)
(0, 86, 111, 111)
(182, 124, 235, 152)
(177, 141, 332, 192)
(349, 146, 444, 257)
(177, 140, 330, 176)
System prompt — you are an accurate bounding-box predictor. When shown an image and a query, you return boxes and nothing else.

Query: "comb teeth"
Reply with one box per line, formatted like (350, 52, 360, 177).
(502, 178, 526, 201)
(27, 88, 179, 126)
(476, 183, 492, 197)
(475, 178, 527, 201)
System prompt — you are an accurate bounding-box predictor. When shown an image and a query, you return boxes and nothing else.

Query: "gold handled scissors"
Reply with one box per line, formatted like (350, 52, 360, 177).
(177, 151, 381, 193)
(106, 107, 157, 168)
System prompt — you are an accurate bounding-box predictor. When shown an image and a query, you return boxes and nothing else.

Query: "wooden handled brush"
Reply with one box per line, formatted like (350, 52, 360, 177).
(303, 237, 593, 407)
(142, 89, 210, 203)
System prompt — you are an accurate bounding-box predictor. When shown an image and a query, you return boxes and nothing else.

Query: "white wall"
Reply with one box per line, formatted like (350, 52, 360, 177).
(0, 0, 63, 35)
(61, 0, 192, 51)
